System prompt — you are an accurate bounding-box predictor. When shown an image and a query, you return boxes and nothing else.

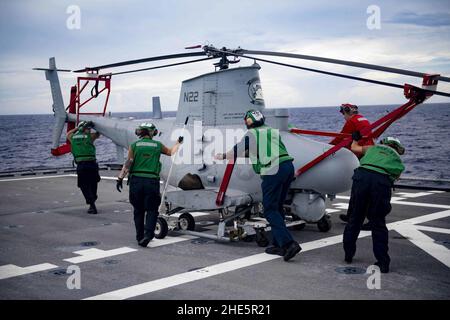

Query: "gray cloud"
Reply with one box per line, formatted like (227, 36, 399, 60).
(388, 11, 450, 27)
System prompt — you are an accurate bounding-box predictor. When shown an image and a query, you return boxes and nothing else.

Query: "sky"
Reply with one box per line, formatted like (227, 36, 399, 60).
(0, 0, 449, 115)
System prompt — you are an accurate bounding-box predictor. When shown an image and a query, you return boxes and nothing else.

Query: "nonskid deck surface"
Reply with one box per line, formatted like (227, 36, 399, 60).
(0, 171, 449, 300)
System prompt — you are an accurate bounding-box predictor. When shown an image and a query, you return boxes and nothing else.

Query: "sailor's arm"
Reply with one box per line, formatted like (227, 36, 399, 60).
(91, 131, 100, 141)
(116, 148, 134, 192)
(215, 133, 252, 161)
(351, 137, 371, 155)
(66, 127, 78, 141)
(161, 137, 183, 156)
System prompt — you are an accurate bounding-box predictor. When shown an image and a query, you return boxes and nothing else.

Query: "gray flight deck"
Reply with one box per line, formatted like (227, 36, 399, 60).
(0, 169, 449, 300)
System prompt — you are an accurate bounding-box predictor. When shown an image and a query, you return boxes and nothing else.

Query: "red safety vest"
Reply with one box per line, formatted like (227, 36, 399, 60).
(330, 114, 374, 158)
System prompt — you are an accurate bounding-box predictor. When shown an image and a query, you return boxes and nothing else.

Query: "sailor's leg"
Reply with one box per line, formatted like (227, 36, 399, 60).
(77, 162, 94, 205)
(129, 177, 145, 242)
(143, 178, 161, 240)
(367, 175, 392, 267)
(343, 169, 370, 259)
(262, 162, 294, 248)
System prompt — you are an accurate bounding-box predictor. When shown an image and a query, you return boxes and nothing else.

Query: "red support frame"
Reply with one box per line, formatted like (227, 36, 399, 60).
(292, 74, 439, 177)
(74, 73, 111, 125)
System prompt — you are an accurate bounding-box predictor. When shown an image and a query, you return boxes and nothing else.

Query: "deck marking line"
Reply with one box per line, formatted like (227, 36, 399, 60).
(85, 210, 450, 300)
(395, 226, 450, 268)
(336, 195, 450, 209)
(415, 225, 450, 235)
(0, 174, 76, 182)
(84, 232, 372, 300)
(64, 247, 137, 264)
(0, 263, 58, 280)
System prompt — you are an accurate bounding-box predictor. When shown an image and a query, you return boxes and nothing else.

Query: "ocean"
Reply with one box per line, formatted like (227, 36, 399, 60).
(0, 103, 449, 187)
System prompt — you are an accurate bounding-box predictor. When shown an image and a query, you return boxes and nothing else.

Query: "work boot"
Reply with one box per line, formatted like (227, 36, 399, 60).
(138, 237, 151, 248)
(344, 253, 353, 264)
(339, 214, 348, 223)
(374, 261, 389, 273)
(283, 241, 302, 262)
(265, 246, 286, 256)
(87, 203, 97, 214)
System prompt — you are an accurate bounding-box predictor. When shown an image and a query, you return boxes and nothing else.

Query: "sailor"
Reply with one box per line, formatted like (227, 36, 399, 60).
(343, 133, 405, 273)
(331, 104, 375, 224)
(116, 123, 183, 247)
(215, 110, 302, 262)
(330, 103, 374, 155)
(67, 121, 101, 214)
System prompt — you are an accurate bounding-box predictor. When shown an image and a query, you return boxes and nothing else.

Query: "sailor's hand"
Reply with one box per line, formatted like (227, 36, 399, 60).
(116, 178, 123, 192)
(352, 131, 362, 142)
(214, 153, 225, 160)
(177, 136, 184, 143)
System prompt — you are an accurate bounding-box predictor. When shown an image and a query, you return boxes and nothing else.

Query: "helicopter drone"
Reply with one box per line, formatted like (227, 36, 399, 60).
(35, 44, 449, 246)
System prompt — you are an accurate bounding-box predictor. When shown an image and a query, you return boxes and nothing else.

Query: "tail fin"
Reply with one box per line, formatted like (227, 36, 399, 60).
(152, 96, 162, 119)
(44, 58, 67, 149)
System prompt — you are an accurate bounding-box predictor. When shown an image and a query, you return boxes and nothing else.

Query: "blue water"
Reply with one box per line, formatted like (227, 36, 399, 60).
(0, 103, 449, 184)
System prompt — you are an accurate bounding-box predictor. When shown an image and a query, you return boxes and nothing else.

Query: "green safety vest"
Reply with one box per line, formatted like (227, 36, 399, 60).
(359, 145, 405, 181)
(248, 125, 293, 175)
(130, 137, 162, 179)
(70, 131, 96, 163)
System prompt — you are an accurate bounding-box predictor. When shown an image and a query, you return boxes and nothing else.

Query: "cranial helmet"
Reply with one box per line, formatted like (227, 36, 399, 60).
(77, 121, 93, 132)
(340, 103, 358, 115)
(380, 136, 405, 155)
(135, 122, 158, 137)
(244, 109, 265, 128)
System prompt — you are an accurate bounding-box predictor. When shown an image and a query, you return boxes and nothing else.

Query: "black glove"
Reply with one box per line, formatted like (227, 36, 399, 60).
(178, 136, 184, 143)
(116, 178, 123, 192)
(352, 131, 362, 142)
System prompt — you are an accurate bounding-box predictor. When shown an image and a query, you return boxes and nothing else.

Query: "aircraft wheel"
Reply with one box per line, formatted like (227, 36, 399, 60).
(255, 229, 269, 247)
(155, 217, 169, 239)
(178, 213, 195, 231)
(317, 215, 332, 232)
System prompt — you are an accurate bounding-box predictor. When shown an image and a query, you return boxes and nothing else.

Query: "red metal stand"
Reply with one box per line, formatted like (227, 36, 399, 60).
(292, 75, 439, 177)
(216, 159, 235, 206)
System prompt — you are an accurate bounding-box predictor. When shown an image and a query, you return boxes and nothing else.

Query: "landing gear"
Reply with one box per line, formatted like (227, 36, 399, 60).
(178, 213, 195, 231)
(155, 217, 169, 239)
(317, 215, 332, 232)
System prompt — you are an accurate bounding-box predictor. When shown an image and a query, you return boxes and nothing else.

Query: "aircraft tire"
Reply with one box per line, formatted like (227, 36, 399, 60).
(178, 213, 195, 231)
(155, 217, 169, 239)
(317, 215, 332, 232)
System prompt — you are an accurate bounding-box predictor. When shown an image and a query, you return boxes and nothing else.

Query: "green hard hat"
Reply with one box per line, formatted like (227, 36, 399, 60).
(244, 109, 265, 127)
(137, 122, 157, 131)
(135, 122, 158, 137)
(380, 137, 405, 155)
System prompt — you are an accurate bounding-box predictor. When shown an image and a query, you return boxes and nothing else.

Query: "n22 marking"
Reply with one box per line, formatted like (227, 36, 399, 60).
(184, 91, 199, 102)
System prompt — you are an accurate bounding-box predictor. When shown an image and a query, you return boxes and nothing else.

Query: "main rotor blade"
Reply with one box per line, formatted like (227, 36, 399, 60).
(239, 53, 450, 98)
(241, 49, 450, 83)
(73, 51, 207, 73)
(111, 57, 214, 76)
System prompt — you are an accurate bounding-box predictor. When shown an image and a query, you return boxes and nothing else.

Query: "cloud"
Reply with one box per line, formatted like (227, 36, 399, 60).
(387, 11, 450, 27)
(1, 1, 450, 114)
